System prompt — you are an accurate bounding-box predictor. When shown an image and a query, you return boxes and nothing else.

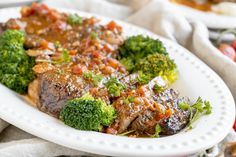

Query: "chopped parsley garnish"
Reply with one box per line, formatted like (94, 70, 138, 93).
(36, 49, 71, 64)
(124, 96, 134, 105)
(179, 97, 212, 129)
(105, 77, 126, 97)
(179, 102, 191, 111)
(53, 49, 71, 64)
(57, 69, 65, 75)
(136, 72, 150, 85)
(67, 14, 83, 25)
(90, 32, 98, 40)
(151, 124, 162, 138)
(153, 84, 164, 93)
(83, 71, 103, 86)
(61, 49, 71, 63)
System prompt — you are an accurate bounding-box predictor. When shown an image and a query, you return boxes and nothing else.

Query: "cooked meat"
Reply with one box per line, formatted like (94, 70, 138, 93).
(159, 97, 191, 135)
(38, 69, 94, 117)
(130, 90, 190, 135)
(130, 110, 159, 135)
(114, 97, 146, 133)
(111, 87, 191, 135)
(119, 73, 139, 90)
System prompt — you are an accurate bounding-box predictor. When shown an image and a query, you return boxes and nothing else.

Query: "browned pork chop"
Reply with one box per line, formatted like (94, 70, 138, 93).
(111, 88, 191, 136)
(38, 69, 93, 117)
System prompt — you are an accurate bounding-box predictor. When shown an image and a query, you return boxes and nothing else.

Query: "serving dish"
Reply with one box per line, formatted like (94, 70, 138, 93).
(0, 0, 40, 8)
(169, 1, 236, 29)
(0, 7, 235, 157)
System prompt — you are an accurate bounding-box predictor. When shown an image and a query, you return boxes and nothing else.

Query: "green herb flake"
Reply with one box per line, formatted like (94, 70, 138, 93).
(136, 71, 150, 85)
(180, 97, 212, 129)
(105, 77, 126, 97)
(124, 96, 134, 105)
(67, 14, 83, 25)
(151, 124, 162, 138)
(83, 71, 103, 86)
(90, 32, 98, 40)
(53, 49, 71, 64)
(57, 69, 65, 75)
(204, 101, 212, 115)
(62, 49, 71, 63)
(179, 102, 191, 111)
(153, 84, 164, 93)
(92, 74, 104, 86)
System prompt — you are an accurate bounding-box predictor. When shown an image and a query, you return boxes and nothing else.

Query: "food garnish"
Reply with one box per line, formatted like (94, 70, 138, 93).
(0, 3, 212, 138)
(105, 77, 126, 97)
(179, 97, 212, 129)
(67, 14, 83, 25)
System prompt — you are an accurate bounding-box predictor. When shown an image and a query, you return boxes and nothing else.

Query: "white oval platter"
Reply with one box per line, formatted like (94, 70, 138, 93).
(0, 7, 235, 157)
(0, 0, 39, 8)
(170, 2, 236, 29)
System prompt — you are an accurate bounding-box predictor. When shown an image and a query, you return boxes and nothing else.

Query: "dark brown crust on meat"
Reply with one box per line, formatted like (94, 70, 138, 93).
(38, 69, 92, 117)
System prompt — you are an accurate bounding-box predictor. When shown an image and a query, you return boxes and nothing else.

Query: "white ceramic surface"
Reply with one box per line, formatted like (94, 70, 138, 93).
(0, 0, 39, 8)
(170, 2, 236, 29)
(0, 7, 235, 157)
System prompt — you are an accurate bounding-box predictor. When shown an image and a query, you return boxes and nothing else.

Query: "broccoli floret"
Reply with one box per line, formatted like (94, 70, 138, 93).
(118, 35, 167, 71)
(135, 54, 178, 84)
(59, 93, 116, 131)
(0, 30, 35, 94)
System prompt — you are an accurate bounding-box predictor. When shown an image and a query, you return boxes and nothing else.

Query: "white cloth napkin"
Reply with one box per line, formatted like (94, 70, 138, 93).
(0, 0, 235, 156)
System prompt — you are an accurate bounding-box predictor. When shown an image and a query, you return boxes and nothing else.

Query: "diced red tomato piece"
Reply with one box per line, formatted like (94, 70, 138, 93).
(106, 21, 122, 32)
(233, 116, 236, 131)
(218, 44, 236, 61)
(231, 40, 236, 51)
(72, 65, 84, 75)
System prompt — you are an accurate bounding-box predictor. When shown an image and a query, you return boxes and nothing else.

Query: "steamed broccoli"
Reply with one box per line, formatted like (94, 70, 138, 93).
(118, 35, 178, 84)
(135, 54, 178, 84)
(60, 93, 116, 131)
(118, 35, 167, 71)
(0, 30, 35, 94)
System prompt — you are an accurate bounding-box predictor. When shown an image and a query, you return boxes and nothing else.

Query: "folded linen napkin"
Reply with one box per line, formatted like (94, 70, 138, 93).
(0, 0, 235, 156)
